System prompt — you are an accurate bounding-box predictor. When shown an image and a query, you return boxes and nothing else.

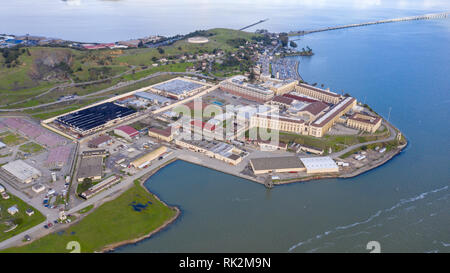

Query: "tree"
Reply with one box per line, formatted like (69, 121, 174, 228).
(157, 47, 165, 54)
(151, 56, 158, 62)
(289, 41, 298, 48)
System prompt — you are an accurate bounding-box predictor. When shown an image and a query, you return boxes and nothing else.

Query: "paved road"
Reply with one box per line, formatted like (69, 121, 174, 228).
(330, 121, 396, 159)
(0, 182, 59, 250)
(0, 71, 214, 112)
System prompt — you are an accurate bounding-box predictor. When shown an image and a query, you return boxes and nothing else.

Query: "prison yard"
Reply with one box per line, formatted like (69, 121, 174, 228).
(0, 26, 407, 252)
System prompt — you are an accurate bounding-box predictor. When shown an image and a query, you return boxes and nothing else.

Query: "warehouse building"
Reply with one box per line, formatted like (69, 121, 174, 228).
(135, 92, 172, 105)
(249, 156, 305, 175)
(55, 102, 137, 136)
(88, 135, 112, 148)
(114, 125, 139, 141)
(148, 127, 174, 142)
(77, 156, 103, 182)
(1, 160, 42, 184)
(300, 157, 339, 174)
(131, 146, 167, 169)
(150, 78, 207, 100)
(346, 113, 382, 133)
(174, 139, 243, 165)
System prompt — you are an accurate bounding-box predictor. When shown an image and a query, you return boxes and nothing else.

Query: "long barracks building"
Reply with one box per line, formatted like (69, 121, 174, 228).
(219, 77, 274, 103)
(295, 83, 342, 104)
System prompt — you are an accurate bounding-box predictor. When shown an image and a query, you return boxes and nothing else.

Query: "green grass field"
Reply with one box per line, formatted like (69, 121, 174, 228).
(0, 132, 27, 146)
(2, 181, 177, 253)
(0, 28, 259, 107)
(18, 142, 45, 154)
(0, 192, 46, 242)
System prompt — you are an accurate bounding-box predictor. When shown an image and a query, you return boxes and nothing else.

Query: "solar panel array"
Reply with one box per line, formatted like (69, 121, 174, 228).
(56, 102, 137, 132)
(152, 79, 203, 95)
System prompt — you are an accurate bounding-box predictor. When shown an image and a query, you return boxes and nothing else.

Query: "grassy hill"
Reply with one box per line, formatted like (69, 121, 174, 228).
(0, 28, 261, 114)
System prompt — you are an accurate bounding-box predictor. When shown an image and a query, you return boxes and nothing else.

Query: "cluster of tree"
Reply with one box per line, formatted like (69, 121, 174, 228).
(87, 66, 113, 80)
(0, 47, 28, 68)
(251, 35, 272, 46)
(226, 38, 247, 48)
(79, 178, 93, 193)
(300, 46, 313, 55)
(279, 33, 289, 47)
(184, 30, 214, 38)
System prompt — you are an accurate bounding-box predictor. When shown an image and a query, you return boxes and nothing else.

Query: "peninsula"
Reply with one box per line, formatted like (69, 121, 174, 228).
(0, 23, 408, 252)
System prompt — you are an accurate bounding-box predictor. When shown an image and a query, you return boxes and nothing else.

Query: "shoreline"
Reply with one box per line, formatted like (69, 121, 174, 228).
(98, 141, 407, 252)
(98, 158, 181, 253)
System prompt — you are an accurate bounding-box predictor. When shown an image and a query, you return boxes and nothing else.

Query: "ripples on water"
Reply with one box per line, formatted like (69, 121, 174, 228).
(288, 186, 449, 253)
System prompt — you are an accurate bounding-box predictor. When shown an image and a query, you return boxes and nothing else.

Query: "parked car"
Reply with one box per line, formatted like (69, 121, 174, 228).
(47, 223, 53, 228)
(44, 225, 48, 229)
(24, 235, 31, 241)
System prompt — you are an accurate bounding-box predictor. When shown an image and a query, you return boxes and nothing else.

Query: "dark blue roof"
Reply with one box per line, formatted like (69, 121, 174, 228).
(56, 102, 136, 132)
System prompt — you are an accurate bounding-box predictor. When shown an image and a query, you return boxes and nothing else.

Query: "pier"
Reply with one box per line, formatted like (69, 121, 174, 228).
(289, 12, 449, 38)
(240, 18, 269, 31)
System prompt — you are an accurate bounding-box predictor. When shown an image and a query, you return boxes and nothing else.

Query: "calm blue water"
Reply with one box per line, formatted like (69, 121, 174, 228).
(117, 4, 449, 253)
(3, 0, 448, 252)
(1, 0, 449, 42)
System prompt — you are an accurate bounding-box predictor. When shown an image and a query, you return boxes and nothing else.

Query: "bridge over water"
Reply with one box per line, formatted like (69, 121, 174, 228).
(240, 18, 269, 31)
(289, 12, 449, 39)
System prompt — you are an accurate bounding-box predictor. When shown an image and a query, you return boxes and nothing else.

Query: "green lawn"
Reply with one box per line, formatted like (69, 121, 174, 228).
(0, 192, 46, 242)
(18, 142, 44, 154)
(2, 181, 177, 253)
(0, 132, 27, 146)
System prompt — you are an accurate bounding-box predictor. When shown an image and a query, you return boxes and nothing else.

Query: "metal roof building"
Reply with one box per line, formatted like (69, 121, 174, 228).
(1, 160, 42, 183)
(250, 156, 305, 175)
(300, 156, 339, 174)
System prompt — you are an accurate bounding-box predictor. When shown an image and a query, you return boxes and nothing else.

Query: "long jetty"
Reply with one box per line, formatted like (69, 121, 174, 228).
(289, 12, 449, 38)
(240, 18, 269, 31)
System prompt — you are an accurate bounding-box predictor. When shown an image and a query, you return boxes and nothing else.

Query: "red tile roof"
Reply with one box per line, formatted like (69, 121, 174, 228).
(115, 125, 139, 137)
(283, 94, 318, 103)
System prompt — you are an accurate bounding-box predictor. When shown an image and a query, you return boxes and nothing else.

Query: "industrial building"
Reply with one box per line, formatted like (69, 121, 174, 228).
(55, 102, 137, 136)
(80, 175, 121, 199)
(1, 160, 42, 184)
(150, 78, 207, 100)
(148, 127, 174, 142)
(300, 157, 339, 174)
(77, 156, 103, 182)
(135, 92, 172, 105)
(249, 156, 305, 175)
(131, 146, 168, 169)
(114, 125, 139, 141)
(88, 135, 112, 148)
(346, 113, 382, 133)
(219, 76, 274, 102)
(174, 138, 243, 165)
(294, 83, 342, 104)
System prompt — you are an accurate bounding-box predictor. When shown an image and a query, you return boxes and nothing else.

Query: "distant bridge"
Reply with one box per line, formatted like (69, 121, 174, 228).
(240, 18, 269, 31)
(289, 12, 449, 39)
